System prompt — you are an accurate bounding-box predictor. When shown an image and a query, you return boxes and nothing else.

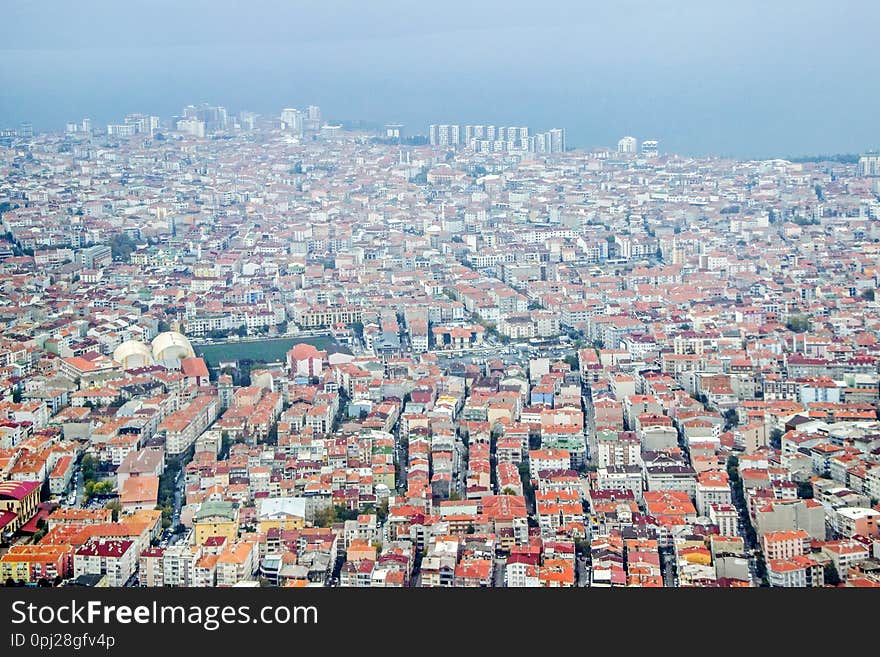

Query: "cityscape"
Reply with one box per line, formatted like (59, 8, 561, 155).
(1, 102, 880, 590)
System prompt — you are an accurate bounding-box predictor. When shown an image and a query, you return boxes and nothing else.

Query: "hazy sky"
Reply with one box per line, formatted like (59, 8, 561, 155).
(2, 0, 878, 158)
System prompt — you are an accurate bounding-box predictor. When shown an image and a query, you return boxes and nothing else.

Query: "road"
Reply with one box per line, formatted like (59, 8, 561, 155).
(73, 468, 84, 507)
(452, 441, 465, 497)
(493, 557, 507, 587)
(576, 555, 590, 587)
(164, 470, 187, 545)
(660, 548, 677, 587)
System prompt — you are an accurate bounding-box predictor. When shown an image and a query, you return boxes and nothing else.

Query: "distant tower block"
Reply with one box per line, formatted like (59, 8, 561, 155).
(641, 140, 659, 157)
(617, 136, 638, 154)
(858, 153, 880, 177)
(385, 124, 404, 140)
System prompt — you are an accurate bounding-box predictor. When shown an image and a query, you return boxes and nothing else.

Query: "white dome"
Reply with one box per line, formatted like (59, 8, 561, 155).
(151, 331, 195, 367)
(113, 340, 155, 370)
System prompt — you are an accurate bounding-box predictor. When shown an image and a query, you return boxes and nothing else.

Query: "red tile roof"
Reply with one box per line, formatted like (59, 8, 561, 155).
(0, 480, 40, 501)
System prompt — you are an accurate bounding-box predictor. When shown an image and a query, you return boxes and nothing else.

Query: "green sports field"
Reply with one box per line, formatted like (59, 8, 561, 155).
(193, 336, 337, 365)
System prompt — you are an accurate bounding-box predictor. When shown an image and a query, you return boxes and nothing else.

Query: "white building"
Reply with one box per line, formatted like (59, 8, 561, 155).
(641, 140, 659, 157)
(617, 136, 638, 154)
(74, 539, 137, 587)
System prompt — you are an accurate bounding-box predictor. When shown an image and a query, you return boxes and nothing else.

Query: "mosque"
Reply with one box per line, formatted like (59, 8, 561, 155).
(112, 331, 196, 370)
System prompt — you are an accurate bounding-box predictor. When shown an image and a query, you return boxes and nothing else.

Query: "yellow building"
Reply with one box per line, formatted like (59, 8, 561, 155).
(0, 544, 72, 583)
(679, 547, 713, 566)
(0, 481, 41, 536)
(193, 501, 240, 547)
(372, 464, 395, 490)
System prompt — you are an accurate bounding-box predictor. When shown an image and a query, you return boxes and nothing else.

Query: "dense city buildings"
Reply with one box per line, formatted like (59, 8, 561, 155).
(1, 105, 880, 589)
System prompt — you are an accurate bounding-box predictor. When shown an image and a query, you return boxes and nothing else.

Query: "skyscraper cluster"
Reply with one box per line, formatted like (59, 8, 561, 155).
(280, 105, 323, 135)
(173, 104, 230, 138)
(617, 136, 660, 157)
(429, 123, 565, 154)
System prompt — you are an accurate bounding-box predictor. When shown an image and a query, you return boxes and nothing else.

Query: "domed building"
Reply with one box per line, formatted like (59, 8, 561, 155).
(151, 331, 196, 368)
(113, 340, 155, 370)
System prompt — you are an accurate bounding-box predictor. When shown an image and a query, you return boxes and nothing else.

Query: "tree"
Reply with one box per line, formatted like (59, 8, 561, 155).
(106, 499, 122, 522)
(501, 487, 517, 496)
(518, 462, 536, 509)
(824, 563, 842, 586)
(376, 499, 389, 523)
(236, 324, 248, 337)
(726, 455, 739, 483)
(448, 492, 461, 502)
(564, 354, 579, 371)
(12, 388, 22, 403)
(110, 232, 140, 262)
(80, 454, 98, 482)
(796, 481, 814, 499)
(786, 315, 810, 333)
(722, 408, 739, 431)
(219, 431, 232, 460)
(755, 554, 769, 586)
(769, 428, 783, 450)
(861, 288, 875, 301)
(314, 505, 338, 528)
(793, 214, 819, 226)
(85, 480, 113, 500)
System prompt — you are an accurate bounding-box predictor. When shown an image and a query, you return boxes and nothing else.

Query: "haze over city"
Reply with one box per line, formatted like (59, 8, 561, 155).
(3, 0, 879, 158)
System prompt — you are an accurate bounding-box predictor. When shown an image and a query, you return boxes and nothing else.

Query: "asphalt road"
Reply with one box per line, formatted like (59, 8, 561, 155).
(576, 555, 590, 587)
(493, 557, 507, 587)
